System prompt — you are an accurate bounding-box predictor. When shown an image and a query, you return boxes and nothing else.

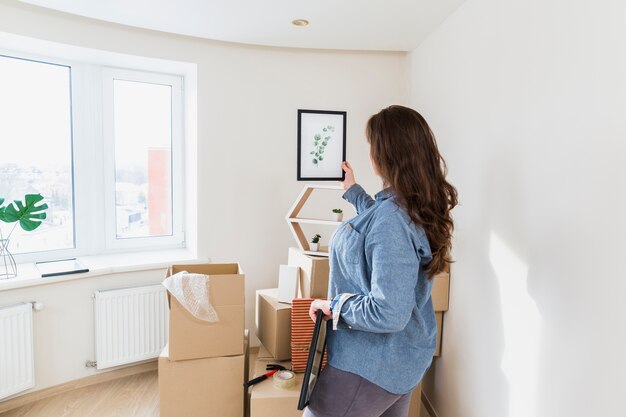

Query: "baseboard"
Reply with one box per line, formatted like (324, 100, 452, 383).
(421, 390, 440, 417)
(0, 359, 157, 414)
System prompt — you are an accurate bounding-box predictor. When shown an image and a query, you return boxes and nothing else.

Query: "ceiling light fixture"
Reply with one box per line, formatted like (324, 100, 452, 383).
(292, 19, 309, 27)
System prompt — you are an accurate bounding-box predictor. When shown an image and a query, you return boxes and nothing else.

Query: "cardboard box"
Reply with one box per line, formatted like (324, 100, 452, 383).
(255, 288, 292, 360)
(159, 345, 245, 417)
(249, 346, 303, 417)
(408, 383, 422, 417)
(287, 247, 329, 298)
(255, 343, 276, 361)
(166, 263, 245, 361)
(243, 329, 250, 417)
(432, 272, 450, 312)
(244, 329, 250, 383)
(434, 312, 443, 357)
(252, 344, 291, 376)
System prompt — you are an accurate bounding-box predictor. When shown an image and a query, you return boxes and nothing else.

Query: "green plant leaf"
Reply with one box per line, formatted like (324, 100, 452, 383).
(312, 158, 318, 165)
(323, 128, 327, 132)
(314, 134, 321, 140)
(0, 198, 6, 223)
(319, 155, 324, 161)
(3, 194, 48, 231)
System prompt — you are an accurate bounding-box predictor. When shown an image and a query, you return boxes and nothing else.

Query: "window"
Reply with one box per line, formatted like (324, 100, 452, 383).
(0, 51, 185, 263)
(103, 69, 183, 249)
(0, 55, 75, 255)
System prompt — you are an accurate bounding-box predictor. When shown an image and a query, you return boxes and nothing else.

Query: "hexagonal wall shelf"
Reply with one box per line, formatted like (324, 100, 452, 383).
(285, 184, 345, 257)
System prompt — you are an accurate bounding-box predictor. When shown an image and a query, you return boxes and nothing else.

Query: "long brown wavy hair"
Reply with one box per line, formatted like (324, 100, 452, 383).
(366, 105, 458, 277)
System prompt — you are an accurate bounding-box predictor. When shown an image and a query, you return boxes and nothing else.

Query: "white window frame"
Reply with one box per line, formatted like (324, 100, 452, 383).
(1, 51, 80, 263)
(101, 68, 185, 251)
(2, 49, 186, 264)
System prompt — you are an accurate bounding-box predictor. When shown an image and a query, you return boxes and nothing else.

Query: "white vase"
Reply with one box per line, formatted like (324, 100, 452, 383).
(310, 242, 319, 252)
(333, 212, 343, 222)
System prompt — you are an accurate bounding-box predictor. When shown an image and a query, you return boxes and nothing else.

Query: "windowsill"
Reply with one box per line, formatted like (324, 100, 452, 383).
(0, 248, 206, 292)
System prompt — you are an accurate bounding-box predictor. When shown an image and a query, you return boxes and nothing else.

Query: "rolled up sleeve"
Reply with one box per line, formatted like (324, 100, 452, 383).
(342, 184, 375, 215)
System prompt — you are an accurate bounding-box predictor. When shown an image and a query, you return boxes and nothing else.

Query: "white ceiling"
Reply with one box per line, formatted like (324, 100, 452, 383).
(19, 0, 465, 51)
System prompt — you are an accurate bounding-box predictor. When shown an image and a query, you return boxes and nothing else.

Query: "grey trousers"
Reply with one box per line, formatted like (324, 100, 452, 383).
(303, 364, 411, 417)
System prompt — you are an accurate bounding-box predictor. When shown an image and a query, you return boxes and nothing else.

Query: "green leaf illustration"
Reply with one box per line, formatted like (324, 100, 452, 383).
(310, 124, 336, 168)
(3, 194, 48, 231)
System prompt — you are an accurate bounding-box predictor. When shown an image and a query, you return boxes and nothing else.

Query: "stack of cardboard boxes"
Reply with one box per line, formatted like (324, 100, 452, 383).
(251, 248, 329, 417)
(159, 263, 248, 417)
(253, 248, 451, 417)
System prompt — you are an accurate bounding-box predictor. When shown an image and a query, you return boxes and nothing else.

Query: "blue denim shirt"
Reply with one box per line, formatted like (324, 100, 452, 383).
(326, 184, 437, 394)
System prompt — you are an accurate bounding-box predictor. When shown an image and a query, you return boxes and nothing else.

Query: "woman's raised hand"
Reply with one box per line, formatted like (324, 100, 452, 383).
(340, 161, 356, 190)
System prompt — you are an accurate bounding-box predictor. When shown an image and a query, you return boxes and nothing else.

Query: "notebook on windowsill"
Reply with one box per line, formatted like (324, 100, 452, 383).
(35, 258, 89, 278)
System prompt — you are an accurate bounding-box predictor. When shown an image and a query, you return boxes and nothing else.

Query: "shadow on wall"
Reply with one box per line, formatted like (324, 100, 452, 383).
(479, 142, 545, 417)
(489, 232, 542, 417)
(434, 140, 547, 417)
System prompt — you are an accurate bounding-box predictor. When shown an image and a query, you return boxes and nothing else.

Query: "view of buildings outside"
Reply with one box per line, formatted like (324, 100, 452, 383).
(0, 55, 74, 255)
(113, 79, 173, 239)
(0, 56, 174, 256)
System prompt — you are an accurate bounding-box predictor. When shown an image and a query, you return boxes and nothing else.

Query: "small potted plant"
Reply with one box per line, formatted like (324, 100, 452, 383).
(310, 234, 321, 252)
(332, 208, 343, 222)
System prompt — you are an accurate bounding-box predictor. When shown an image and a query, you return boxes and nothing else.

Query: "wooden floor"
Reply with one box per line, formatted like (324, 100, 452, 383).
(0, 362, 432, 417)
(0, 371, 159, 417)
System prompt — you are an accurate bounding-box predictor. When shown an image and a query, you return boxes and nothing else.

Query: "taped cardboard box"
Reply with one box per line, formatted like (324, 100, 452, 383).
(287, 247, 329, 298)
(432, 272, 450, 312)
(159, 346, 245, 417)
(249, 345, 303, 417)
(255, 288, 292, 360)
(434, 312, 443, 357)
(166, 263, 245, 361)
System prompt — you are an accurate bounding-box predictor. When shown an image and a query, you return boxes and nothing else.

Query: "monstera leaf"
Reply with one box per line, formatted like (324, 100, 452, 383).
(0, 198, 5, 222)
(3, 194, 48, 231)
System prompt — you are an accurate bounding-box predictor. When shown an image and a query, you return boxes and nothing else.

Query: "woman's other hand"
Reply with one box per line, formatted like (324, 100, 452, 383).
(309, 299, 332, 322)
(340, 161, 356, 190)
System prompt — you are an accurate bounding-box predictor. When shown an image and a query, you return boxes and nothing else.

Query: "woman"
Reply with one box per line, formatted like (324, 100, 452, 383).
(305, 105, 457, 417)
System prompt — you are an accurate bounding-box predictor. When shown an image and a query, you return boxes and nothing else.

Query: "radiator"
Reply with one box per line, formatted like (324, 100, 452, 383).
(0, 303, 35, 400)
(94, 284, 169, 370)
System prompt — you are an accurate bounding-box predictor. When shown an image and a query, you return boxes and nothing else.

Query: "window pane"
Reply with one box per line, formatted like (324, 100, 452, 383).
(0, 55, 75, 255)
(113, 79, 172, 239)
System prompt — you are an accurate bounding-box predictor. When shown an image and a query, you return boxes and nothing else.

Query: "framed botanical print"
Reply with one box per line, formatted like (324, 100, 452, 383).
(297, 109, 347, 181)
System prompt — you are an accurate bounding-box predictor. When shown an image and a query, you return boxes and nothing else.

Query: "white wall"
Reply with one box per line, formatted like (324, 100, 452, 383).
(0, 269, 167, 395)
(0, 0, 404, 394)
(407, 0, 626, 416)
